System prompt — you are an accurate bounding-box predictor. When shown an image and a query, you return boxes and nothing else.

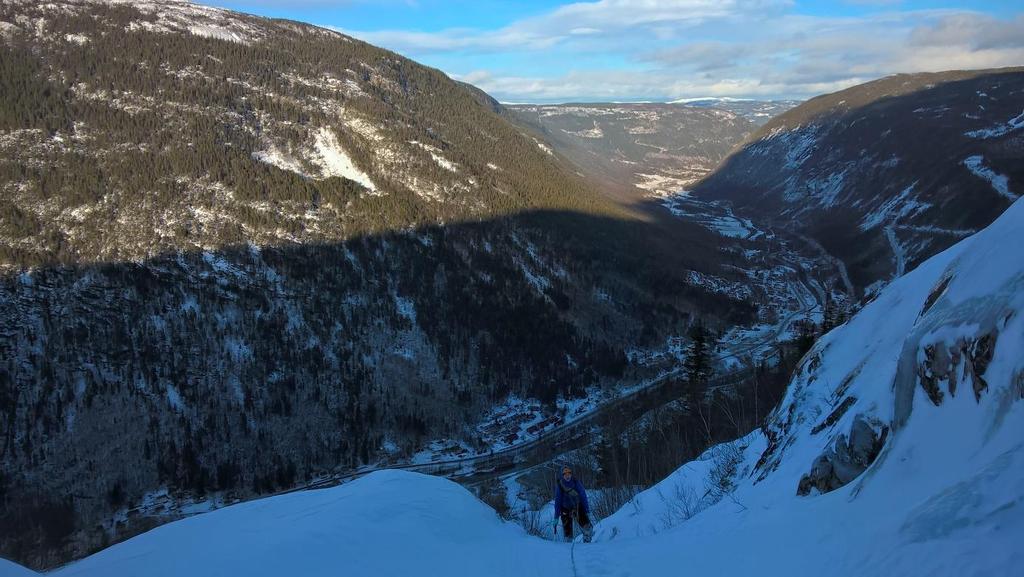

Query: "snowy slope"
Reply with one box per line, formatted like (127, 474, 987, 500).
(46, 471, 567, 577)
(5, 201, 1023, 576)
(0, 559, 37, 577)
(597, 196, 1024, 574)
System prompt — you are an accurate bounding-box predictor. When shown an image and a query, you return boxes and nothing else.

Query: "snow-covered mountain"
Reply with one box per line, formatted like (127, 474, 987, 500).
(694, 68, 1024, 294)
(6, 197, 1020, 577)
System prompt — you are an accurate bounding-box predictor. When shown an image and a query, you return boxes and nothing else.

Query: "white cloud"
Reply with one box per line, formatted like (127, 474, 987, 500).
(339, 2, 1024, 101)
(460, 69, 862, 103)
(909, 14, 1024, 50)
(347, 0, 790, 55)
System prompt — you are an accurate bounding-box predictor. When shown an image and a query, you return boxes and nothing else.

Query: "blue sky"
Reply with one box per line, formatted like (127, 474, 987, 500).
(213, 0, 1024, 102)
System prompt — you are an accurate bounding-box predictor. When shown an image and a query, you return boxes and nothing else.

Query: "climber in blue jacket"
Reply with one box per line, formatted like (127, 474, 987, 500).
(554, 466, 593, 542)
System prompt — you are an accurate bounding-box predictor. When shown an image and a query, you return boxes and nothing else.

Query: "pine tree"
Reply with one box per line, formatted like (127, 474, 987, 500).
(821, 293, 836, 335)
(683, 321, 712, 399)
(794, 319, 817, 358)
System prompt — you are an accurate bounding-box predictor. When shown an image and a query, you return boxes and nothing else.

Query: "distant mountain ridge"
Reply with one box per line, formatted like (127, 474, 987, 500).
(506, 103, 753, 200)
(670, 98, 802, 125)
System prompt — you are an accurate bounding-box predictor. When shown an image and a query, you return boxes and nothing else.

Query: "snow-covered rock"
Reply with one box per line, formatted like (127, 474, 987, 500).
(43, 471, 563, 577)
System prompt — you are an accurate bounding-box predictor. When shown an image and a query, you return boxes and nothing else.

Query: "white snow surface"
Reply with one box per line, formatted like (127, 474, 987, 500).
(312, 128, 376, 191)
(0, 559, 35, 577)
(254, 128, 376, 191)
(45, 471, 557, 577)
(8, 202, 1024, 577)
(860, 182, 929, 230)
(409, 140, 459, 172)
(965, 109, 1024, 139)
(963, 155, 1019, 201)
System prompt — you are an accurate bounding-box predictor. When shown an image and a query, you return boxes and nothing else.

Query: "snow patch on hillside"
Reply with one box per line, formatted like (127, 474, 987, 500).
(252, 143, 306, 176)
(312, 128, 376, 191)
(566, 121, 604, 139)
(885, 225, 906, 276)
(963, 155, 1019, 201)
(761, 124, 819, 169)
(254, 128, 376, 191)
(393, 293, 417, 323)
(533, 138, 554, 156)
(109, 0, 266, 44)
(860, 182, 929, 230)
(410, 141, 459, 172)
(343, 116, 385, 143)
(965, 109, 1024, 139)
(165, 384, 184, 412)
(188, 24, 245, 43)
(803, 168, 847, 208)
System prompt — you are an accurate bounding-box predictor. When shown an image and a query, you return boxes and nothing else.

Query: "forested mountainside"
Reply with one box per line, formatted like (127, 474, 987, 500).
(693, 68, 1024, 294)
(506, 103, 753, 200)
(0, 0, 763, 568)
(0, 0, 617, 268)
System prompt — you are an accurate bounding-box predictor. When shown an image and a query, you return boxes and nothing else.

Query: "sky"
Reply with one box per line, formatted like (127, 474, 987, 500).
(211, 0, 1024, 103)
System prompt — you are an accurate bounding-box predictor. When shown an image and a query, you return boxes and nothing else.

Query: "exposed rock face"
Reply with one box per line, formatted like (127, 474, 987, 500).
(798, 415, 888, 496)
(918, 332, 997, 405)
(797, 326, 1003, 497)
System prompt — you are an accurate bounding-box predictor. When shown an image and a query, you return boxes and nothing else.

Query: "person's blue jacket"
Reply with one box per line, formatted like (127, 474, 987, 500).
(554, 476, 589, 516)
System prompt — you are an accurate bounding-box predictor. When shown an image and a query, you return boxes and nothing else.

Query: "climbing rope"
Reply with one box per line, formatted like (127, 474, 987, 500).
(569, 509, 583, 577)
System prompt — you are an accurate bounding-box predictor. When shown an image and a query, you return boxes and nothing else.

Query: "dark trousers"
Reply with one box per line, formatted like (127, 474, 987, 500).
(560, 507, 591, 539)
